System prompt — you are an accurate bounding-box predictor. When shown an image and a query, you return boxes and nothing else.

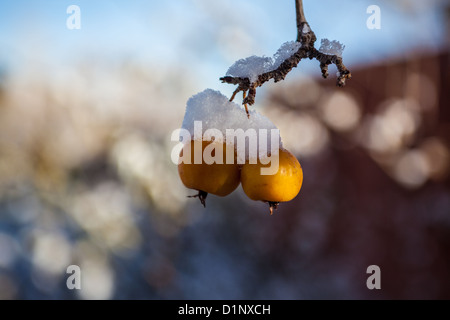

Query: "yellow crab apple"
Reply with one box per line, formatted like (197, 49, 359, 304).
(241, 147, 303, 214)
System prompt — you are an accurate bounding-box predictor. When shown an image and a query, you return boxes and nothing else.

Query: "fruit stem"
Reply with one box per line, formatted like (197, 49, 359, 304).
(268, 201, 279, 215)
(243, 91, 250, 118)
(188, 190, 208, 207)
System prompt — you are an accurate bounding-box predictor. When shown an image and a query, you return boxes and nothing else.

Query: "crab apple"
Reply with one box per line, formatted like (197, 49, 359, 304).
(241, 147, 303, 214)
(178, 140, 240, 206)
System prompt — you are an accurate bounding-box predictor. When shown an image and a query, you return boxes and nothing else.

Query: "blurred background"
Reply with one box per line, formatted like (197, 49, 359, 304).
(0, 0, 449, 299)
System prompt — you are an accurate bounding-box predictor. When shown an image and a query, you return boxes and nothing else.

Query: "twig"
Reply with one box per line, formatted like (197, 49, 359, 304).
(295, 0, 307, 41)
(220, 0, 351, 107)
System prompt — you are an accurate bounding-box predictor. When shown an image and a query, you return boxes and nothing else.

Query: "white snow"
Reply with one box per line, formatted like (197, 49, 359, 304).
(272, 41, 302, 70)
(319, 39, 345, 57)
(302, 24, 310, 34)
(226, 41, 301, 83)
(180, 89, 281, 162)
(225, 56, 273, 83)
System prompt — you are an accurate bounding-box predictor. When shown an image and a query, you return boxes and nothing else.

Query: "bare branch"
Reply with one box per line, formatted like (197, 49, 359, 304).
(221, 46, 310, 105)
(220, 0, 351, 108)
(310, 48, 352, 87)
(295, 0, 316, 47)
(295, 0, 307, 41)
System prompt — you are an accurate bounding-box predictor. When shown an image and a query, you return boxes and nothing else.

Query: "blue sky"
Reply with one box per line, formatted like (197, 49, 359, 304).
(0, 0, 446, 86)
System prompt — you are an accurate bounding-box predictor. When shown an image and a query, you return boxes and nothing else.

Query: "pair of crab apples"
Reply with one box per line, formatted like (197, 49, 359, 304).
(178, 140, 303, 214)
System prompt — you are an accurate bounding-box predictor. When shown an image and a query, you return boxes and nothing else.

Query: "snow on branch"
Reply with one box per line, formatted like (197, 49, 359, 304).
(220, 0, 352, 115)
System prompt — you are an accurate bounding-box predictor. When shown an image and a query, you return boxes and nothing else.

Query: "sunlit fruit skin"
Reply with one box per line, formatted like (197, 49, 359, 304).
(178, 140, 240, 197)
(241, 148, 303, 202)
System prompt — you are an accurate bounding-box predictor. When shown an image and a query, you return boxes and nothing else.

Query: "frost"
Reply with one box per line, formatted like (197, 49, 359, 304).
(319, 39, 345, 57)
(226, 41, 302, 83)
(181, 89, 281, 162)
